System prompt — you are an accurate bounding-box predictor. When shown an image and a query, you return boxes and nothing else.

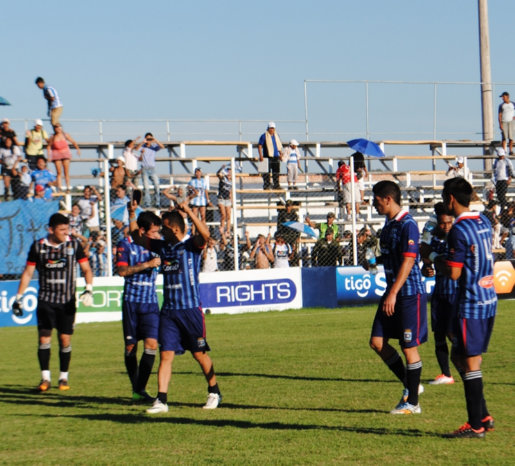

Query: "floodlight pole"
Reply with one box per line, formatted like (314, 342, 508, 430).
(478, 0, 494, 170)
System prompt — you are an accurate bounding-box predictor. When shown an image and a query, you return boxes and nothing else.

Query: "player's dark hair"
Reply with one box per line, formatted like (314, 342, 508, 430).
(48, 213, 70, 228)
(443, 177, 472, 207)
(434, 201, 451, 217)
(137, 211, 162, 232)
(372, 180, 401, 205)
(162, 210, 185, 233)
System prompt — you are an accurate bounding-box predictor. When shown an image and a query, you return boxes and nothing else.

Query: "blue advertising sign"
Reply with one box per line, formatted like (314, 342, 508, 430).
(0, 200, 59, 274)
(0, 280, 39, 327)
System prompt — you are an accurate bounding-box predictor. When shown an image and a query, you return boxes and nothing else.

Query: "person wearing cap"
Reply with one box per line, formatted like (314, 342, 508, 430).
(492, 147, 514, 210)
(281, 139, 302, 190)
(311, 229, 342, 267)
(498, 92, 515, 155)
(0, 118, 21, 149)
(32, 184, 48, 202)
(35, 77, 63, 126)
(258, 122, 283, 190)
(25, 119, 49, 170)
(446, 156, 470, 180)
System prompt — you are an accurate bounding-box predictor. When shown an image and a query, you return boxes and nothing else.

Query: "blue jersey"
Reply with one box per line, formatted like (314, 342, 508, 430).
(116, 237, 158, 304)
(32, 168, 56, 199)
(446, 212, 497, 319)
(380, 210, 425, 296)
(150, 236, 204, 311)
(429, 235, 459, 296)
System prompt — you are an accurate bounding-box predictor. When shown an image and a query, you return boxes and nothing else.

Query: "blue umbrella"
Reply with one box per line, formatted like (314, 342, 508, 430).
(0, 96, 11, 106)
(283, 221, 319, 239)
(347, 138, 385, 158)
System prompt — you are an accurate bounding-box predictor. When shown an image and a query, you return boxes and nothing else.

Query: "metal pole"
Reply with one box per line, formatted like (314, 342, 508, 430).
(230, 157, 239, 271)
(365, 82, 369, 140)
(304, 80, 310, 141)
(104, 144, 113, 277)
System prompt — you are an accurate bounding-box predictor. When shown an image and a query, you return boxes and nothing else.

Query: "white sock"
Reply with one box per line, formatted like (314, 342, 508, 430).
(59, 372, 69, 381)
(42, 370, 51, 381)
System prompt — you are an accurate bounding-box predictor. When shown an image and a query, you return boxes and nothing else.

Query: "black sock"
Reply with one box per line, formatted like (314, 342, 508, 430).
(385, 352, 406, 386)
(134, 349, 156, 393)
(406, 361, 422, 405)
(38, 345, 51, 371)
(481, 397, 490, 420)
(124, 348, 138, 390)
(464, 371, 484, 430)
(208, 383, 220, 395)
(157, 392, 167, 404)
(59, 346, 72, 373)
(434, 338, 451, 377)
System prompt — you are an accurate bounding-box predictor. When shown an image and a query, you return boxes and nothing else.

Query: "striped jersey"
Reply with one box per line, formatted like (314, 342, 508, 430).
(43, 85, 62, 110)
(379, 210, 425, 296)
(116, 237, 158, 304)
(446, 212, 497, 318)
(188, 177, 209, 206)
(429, 235, 458, 296)
(149, 237, 204, 311)
(27, 236, 88, 303)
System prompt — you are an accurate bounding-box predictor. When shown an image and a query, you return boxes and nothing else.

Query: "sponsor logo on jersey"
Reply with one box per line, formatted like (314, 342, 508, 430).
(478, 275, 494, 288)
(404, 329, 412, 342)
(45, 258, 67, 269)
(162, 260, 180, 273)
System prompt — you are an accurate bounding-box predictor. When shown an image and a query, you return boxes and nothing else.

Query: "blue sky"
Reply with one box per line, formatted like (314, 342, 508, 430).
(2, 0, 515, 141)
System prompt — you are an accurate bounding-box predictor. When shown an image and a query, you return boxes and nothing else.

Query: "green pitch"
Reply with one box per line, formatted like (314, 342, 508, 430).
(1, 302, 514, 464)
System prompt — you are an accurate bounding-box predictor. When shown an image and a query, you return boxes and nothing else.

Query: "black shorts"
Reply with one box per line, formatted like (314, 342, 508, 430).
(37, 299, 76, 335)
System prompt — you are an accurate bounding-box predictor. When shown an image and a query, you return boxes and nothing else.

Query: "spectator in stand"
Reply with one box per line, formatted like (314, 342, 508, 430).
(273, 233, 292, 268)
(140, 132, 164, 207)
(249, 233, 274, 269)
(446, 157, 470, 180)
(188, 167, 212, 228)
(77, 185, 102, 234)
(342, 227, 371, 267)
(351, 152, 368, 203)
(258, 122, 283, 190)
(48, 124, 80, 192)
(24, 119, 49, 170)
(498, 91, 515, 155)
(88, 231, 107, 277)
(492, 148, 513, 210)
(499, 202, 515, 259)
(11, 164, 32, 200)
(31, 156, 56, 200)
(32, 184, 48, 203)
(306, 211, 339, 240)
(312, 229, 342, 266)
(35, 77, 63, 126)
(68, 204, 85, 236)
(202, 237, 219, 273)
(0, 137, 22, 200)
(281, 139, 302, 190)
(216, 165, 232, 237)
(483, 200, 501, 249)
(0, 118, 21, 148)
(276, 200, 300, 247)
(123, 138, 142, 187)
(336, 159, 361, 220)
(162, 185, 196, 213)
(111, 185, 130, 209)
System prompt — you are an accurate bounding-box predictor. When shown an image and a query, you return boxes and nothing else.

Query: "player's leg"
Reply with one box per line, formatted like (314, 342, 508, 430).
(133, 338, 157, 400)
(125, 343, 138, 390)
(430, 294, 454, 384)
(192, 351, 222, 409)
(57, 333, 72, 390)
(401, 346, 422, 407)
(37, 330, 52, 391)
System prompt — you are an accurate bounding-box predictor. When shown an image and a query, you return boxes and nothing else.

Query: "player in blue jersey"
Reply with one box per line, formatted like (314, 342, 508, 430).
(128, 201, 222, 413)
(420, 202, 457, 385)
(437, 177, 497, 438)
(116, 211, 162, 402)
(369, 181, 427, 415)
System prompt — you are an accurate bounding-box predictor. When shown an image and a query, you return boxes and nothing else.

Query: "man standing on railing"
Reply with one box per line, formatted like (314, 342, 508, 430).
(498, 91, 515, 155)
(35, 77, 63, 126)
(140, 133, 164, 208)
(258, 122, 283, 190)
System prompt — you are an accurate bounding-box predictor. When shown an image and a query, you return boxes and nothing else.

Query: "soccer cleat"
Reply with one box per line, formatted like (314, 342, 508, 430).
(444, 422, 485, 438)
(482, 415, 495, 432)
(429, 374, 455, 385)
(397, 384, 424, 408)
(390, 401, 421, 415)
(58, 379, 70, 391)
(37, 380, 51, 392)
(203, 393, 222, 410)
(146, 399, 169, 414)
(132, 390, 155, 403)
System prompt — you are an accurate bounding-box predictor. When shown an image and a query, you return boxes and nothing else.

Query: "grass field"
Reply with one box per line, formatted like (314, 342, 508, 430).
(1, 301, 514, 465)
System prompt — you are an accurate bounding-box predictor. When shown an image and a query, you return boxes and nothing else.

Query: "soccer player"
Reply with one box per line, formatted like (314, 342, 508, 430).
(369, 180, 427, 414)
(116, 211, 162, 402)
(420, 202, 457, 385)
(437, 177, 497, 438)
(127, 201, 222, 413)
(12, 213, 93, 391)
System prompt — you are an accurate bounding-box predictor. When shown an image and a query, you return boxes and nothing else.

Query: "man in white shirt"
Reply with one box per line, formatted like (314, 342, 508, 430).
(492, 148, 514, 209)
(498, 91, 515, 155)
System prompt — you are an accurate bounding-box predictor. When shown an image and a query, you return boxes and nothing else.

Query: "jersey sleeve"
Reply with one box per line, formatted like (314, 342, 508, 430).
(76, 241, 88, 263)
(116, 240, 130, 266)
(26, 241, 38, 266)
(401, 220, 419, 258)
(446, 227, 465, 268)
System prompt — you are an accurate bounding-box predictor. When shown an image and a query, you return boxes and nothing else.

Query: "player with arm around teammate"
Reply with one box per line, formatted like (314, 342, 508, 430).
(369, 180, 428, 415)
(435, 177, 497, 438)
(116, 211, 162, 402)
(128, 200, 222, 413)
(12, 213, 93, 391)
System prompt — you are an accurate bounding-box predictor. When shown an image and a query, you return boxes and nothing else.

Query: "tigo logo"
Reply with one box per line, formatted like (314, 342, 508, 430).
(493, 261, 515, 294)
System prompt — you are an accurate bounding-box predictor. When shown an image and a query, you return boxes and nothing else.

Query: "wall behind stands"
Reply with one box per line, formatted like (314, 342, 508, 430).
(1, 261, 513, 328)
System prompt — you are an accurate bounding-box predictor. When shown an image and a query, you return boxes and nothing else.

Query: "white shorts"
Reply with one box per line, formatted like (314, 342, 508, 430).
(343, 183, 361, 203)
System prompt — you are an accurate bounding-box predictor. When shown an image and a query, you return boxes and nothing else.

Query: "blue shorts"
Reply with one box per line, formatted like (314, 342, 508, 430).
(159, 307, 211, 354)
(122, 301, 160, 346)
(453, 316, 495, 357)
(431, 292, 457, 336)
(371, 293, 428, 348)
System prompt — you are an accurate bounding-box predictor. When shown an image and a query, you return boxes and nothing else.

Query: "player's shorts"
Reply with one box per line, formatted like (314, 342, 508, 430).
(371, 293, 428, 348)
(452, 316, 495, 357)
(37, 299, 76, 335)
(431, 292, 457, 336)
(122, 301, 160, 346)
(501, 120, 515, 140)
(159, 307, 211, 354)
